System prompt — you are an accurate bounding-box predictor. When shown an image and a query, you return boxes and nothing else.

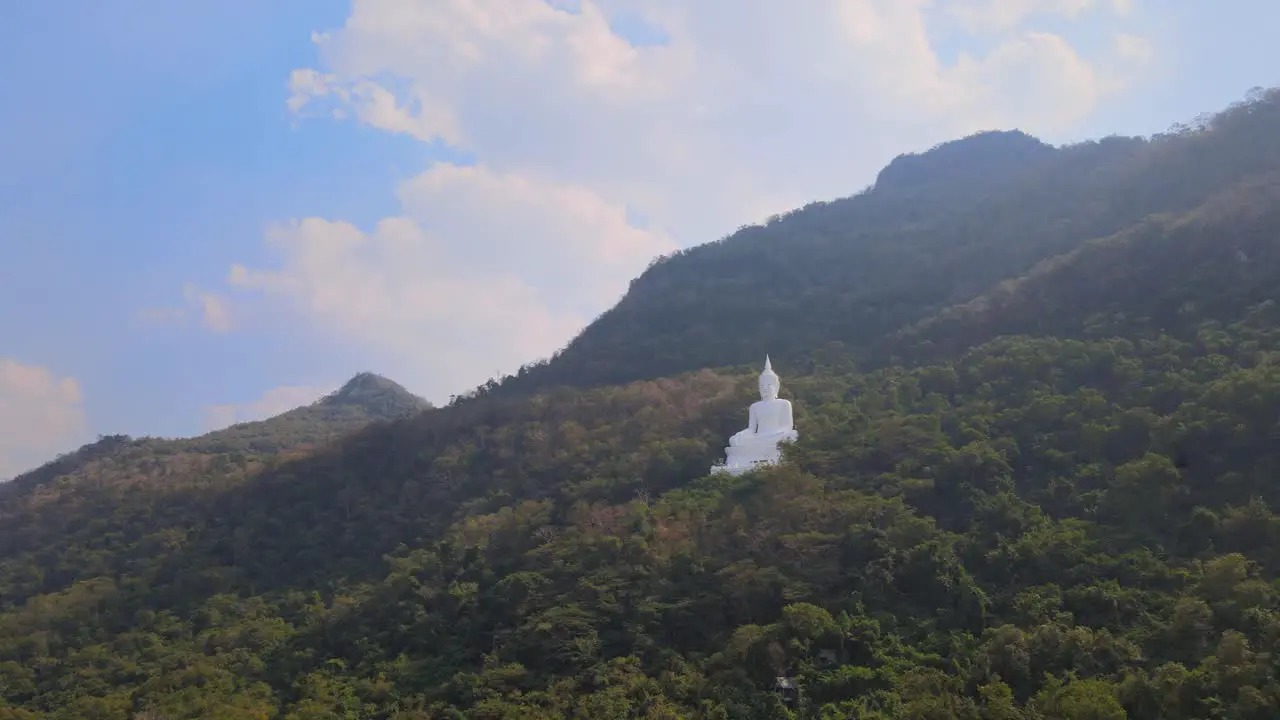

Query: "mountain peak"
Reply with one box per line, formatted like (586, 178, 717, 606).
(169, 372, 431, 455)
(873, 129, 1054, 198)
(322, 372, 431, 414)
(330, 371, 405, 399)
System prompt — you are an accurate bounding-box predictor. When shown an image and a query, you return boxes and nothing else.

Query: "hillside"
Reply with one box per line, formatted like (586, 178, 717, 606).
(185, 372, 432, 455)
(0, 373, 429, 603)
(2, 88, 1280, 718)
(882, 171, 1280, 365)
(492, 87, 1280, 396)
(1, 372, 428, 500)
(8, 325, 1280, 717)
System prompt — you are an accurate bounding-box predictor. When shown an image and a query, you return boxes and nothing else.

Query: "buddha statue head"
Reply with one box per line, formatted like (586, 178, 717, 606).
(759, 355, 780, 400)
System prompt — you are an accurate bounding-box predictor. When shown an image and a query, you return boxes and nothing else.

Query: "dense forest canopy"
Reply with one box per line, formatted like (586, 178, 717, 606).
(3, 87, 1280, 718)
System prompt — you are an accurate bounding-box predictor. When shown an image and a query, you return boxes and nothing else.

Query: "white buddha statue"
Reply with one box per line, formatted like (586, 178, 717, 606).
(711, 355, 798, 475)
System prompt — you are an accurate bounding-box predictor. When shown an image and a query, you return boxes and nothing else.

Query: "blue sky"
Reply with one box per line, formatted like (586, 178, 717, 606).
(2, 1, 421, 459)
(0, 0, 1276, 477)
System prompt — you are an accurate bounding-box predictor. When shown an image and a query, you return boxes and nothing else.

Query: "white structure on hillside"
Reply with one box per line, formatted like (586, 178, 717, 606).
(711, 355, 798, 476)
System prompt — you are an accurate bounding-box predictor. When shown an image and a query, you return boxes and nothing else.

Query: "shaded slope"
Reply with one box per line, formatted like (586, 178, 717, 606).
(151, 372, 748, 596)
(0, 370, 750, 609)
(886, 172, 1280, 364)
(0, 373, 430, 604)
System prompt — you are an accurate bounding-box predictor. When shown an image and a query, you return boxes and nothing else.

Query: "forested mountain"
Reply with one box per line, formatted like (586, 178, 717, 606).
(496, 87, 1280, 395)
(4, 88, 1280, 718)
(884, 170, 1280, 365)
(0, 373, 428, 611)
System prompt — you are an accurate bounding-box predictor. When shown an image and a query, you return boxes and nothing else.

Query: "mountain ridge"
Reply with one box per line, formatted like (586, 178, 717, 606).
(482, 87, 1280, 400)
(879, 171, 1280, 366)
(3, 371, 430, 488)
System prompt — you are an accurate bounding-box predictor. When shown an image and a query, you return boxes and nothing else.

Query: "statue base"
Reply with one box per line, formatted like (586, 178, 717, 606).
(710, 433, 796, 476)
(709, 458, 775, 476)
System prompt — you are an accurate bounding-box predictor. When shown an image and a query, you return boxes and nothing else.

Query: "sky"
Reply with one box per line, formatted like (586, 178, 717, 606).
(0, 0, 1276, 478)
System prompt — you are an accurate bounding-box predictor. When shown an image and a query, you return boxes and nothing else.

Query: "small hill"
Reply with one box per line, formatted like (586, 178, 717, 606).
(185, 372, 431, 455)
(1, 372, 429, 498)
(0, 372, 429, 603)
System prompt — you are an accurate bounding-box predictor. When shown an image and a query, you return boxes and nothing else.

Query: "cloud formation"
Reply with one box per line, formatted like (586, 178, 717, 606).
(946, 0, 1104, 32)
(183, 284, 235, 333)
(0, 359, 86, 480)
(220, 0, 1154, 401)
(140, 283, 234, 332)
(228, 162, 671, 400)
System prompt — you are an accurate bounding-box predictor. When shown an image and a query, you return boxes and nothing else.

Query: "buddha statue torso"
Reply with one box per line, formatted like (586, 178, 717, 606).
(731, 396, 794, 445)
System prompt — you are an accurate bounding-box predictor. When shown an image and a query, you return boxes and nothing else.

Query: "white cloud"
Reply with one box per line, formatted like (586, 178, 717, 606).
(952, 32, 1102, 129)
(288, 68, 463, 143)
(211, 0, 1155, 401)
(1114, 32, 1153, 64)
(946, 0, 1100, 33)
(228, 163, 673, 400)
(140, 284, 234, 332)
(0, 359, 86, 480)
(183, 284, 234, 333)
(203, 384, 330, 431)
